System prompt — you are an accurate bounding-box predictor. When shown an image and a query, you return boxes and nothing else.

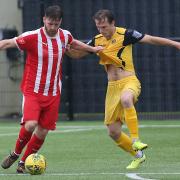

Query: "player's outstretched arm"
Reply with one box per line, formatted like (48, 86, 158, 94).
(140, 35, 180, 49)
(71, 39, 103, 53)
(66, 48, 89, 59)
(66, 39, 103, 59)
(0, 38, 17, 50)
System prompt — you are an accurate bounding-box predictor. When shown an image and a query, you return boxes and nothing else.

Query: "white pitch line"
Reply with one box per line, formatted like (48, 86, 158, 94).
(0, 124, 180, 129)
(0, 128, 98, 137)
(0, 133, 18, 137)
(126, 173, 157, 180)
(139, 125, 180, 128)
(0, 124, 180, 137)
(0, 125, 104, 129)
(51, 128, 96, 133)
(0, 172, 179, 176)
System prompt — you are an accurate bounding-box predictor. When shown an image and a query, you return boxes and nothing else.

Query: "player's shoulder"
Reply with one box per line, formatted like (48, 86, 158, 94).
(116, 27, 126, 35)
(59, 28, 71, 35)
(21, 29, 39, 37)
(94, 34, 104, 39)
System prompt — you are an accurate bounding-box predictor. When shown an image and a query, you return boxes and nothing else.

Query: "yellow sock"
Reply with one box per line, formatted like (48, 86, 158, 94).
(124, 106, 139, 139)
(115, 132, 136, 156)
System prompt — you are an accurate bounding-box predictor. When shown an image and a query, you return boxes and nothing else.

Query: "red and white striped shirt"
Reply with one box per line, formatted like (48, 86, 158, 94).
(14, 27, 73, 96)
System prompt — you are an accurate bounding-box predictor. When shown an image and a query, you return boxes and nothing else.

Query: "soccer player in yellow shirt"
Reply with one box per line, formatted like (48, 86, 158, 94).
(67, 9, 180, 169)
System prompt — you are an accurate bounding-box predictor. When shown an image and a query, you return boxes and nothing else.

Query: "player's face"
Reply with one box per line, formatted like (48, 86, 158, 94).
(95, 18, 115, 40)
(43, 17, 62, 37)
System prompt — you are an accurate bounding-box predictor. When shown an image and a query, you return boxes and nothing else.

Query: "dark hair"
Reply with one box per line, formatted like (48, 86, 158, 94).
(45, 5, 63, 20)
(93, 9, 115, 23)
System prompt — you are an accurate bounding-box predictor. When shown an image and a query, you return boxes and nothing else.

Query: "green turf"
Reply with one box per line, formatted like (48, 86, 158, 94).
(0, 120, 180, 180)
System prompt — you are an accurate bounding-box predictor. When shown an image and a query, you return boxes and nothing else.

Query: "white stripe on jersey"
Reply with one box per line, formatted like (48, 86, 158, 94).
(43, 37, 54, 96)
(34, 30, 43, 93)
(53, 35, 62, 96)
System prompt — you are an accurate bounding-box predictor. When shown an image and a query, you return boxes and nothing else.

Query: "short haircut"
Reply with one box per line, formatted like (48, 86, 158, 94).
(45, 5, 63, 20)
(93, 9, 115, 23)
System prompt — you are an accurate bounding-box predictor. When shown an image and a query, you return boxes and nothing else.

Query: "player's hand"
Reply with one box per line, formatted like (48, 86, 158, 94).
(176, 43, 180, 50)
(92, 46, 104, 53)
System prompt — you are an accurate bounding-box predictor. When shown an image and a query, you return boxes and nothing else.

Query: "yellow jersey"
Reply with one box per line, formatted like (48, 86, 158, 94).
(88, 27, 144, 72)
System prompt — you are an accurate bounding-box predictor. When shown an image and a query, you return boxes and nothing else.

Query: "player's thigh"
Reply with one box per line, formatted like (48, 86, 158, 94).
(22, 94, 41, 123)
(104, 84, 124, 125)
(39, 96, 60, 130)
(122, 77, 141, 102)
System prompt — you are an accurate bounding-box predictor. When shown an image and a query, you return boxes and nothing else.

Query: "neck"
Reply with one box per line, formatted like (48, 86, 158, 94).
(106, 27, 116, 40)
(110, 26, 116, 37)
(43, 27, 58, 38)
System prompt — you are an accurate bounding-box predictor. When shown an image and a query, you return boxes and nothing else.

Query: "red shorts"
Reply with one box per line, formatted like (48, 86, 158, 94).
(21, 93, 60, 130)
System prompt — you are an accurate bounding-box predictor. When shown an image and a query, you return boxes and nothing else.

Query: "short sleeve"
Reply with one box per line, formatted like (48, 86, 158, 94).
(123, 29, 144, 46)
(14, 31, 36, 51)
(67, 33, 73, 44)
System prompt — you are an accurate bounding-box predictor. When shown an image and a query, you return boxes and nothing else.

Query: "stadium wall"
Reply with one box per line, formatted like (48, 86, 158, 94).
(22, 0, 180, 118)
(0, 0, 23, 117)
(1, 0, 180, 120)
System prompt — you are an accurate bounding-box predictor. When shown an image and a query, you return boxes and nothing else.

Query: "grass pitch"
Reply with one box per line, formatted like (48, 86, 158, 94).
(0, 119, 180, 180)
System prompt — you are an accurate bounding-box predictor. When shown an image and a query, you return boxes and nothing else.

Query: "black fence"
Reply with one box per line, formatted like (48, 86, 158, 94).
(21, 0, 180, 119)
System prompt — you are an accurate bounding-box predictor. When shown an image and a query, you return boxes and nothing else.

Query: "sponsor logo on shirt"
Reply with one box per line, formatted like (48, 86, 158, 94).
(132, 30, 142, 39)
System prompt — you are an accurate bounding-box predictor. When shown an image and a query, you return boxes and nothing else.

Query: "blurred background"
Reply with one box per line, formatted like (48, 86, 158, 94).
(0, 0, 180, 121)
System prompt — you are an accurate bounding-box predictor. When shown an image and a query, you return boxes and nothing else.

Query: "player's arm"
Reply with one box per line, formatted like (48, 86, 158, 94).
(139, 35, 180, 49)
(71, 39, 103, 53)
(66, 48, 90, 59)
(123, 29, 145, 46)
(66, 38, 100, 59)
(0, 38, 17, 50)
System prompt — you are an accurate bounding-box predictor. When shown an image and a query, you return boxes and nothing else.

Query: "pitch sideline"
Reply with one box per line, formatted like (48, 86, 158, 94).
(0, 172, 180, 179)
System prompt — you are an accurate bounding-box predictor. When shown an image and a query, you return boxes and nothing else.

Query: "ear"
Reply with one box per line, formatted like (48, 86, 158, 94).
(111, 20, 115, 26)
(43, 16, 46, 24)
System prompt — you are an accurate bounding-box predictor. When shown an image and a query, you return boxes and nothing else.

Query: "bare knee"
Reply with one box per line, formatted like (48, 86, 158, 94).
(35, 125, 49, 139)
(107, 121, 122, 140)
(121, 92, 134, 108)
(108, 129, 121, 140)
(25, 121, 38, 132)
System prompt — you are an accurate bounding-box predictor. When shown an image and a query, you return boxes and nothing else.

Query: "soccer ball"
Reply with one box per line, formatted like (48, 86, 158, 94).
(25, 153, 46, 175)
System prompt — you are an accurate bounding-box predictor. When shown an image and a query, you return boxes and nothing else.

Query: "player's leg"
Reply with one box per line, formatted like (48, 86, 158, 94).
(107, 121, 135, 155)
(121, 77, 147, 150)
(17, 125, 48, 173)
(16, 95, 60, 173)
(121, 90, 139, 139)
(104, 80, 146, 169)
(1, 121, 38, 169)
(107, 121, 146, 169)
(1, 95, 40, 169)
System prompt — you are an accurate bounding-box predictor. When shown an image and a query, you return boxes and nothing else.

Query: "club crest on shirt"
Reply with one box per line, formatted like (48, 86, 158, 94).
(111, 39, 116, 44)
(18, 37, 25, 44)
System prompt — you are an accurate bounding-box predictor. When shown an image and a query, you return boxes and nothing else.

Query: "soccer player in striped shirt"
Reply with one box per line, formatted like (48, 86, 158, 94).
(0, 5, 103, 173)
